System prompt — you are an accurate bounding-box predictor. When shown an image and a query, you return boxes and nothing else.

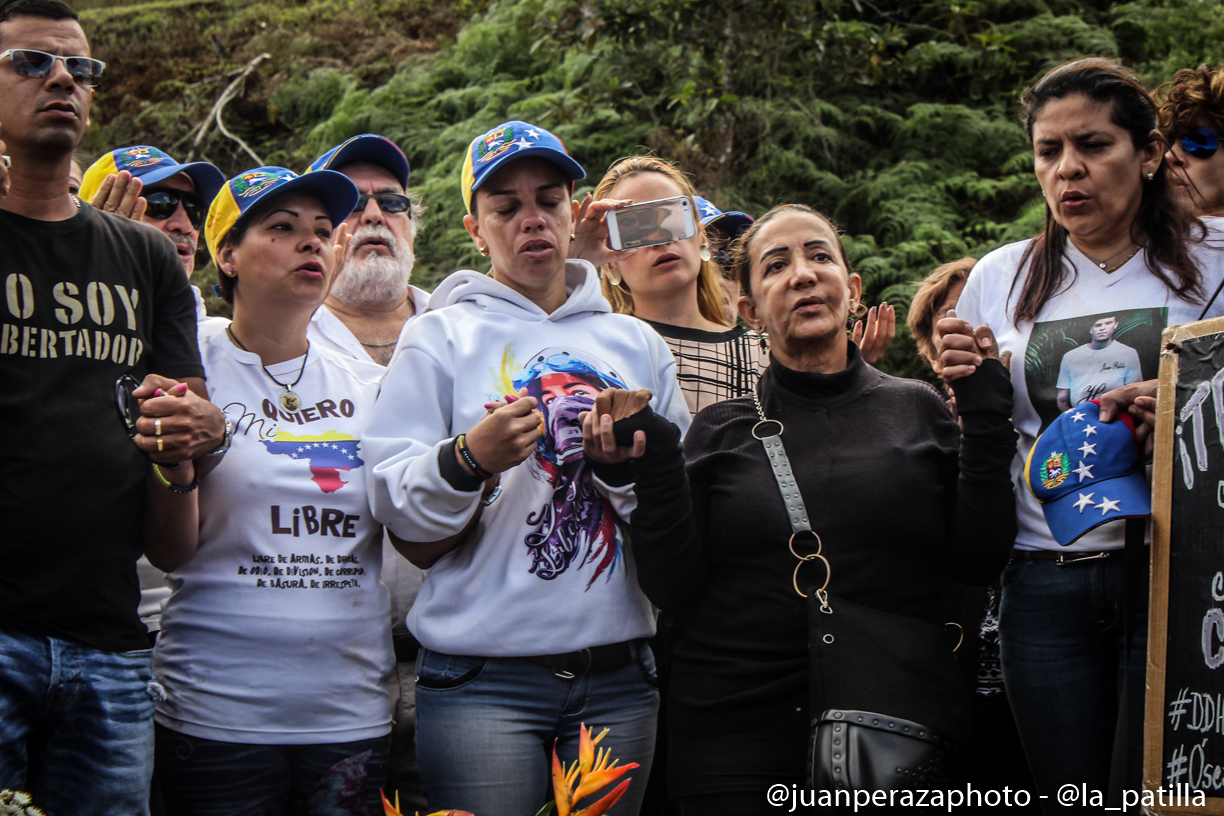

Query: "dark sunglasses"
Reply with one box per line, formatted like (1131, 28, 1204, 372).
(0, 48, 105, 86)
(1180, 126, 1220, 160)
(352, 193, 412, 216)
(143, 189, 206, 230)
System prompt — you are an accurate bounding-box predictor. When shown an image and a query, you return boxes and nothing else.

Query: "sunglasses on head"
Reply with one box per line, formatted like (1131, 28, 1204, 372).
(352, 193, 412, 216)
(143, 189, 206, 230)
(1180, 126, 1220, 160)
(0, 49, 105, 86)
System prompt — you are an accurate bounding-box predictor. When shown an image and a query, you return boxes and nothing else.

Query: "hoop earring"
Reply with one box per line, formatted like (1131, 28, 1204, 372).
(700, 245, 712, 263)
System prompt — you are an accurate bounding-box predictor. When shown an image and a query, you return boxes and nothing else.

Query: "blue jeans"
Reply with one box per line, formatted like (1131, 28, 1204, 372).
(0, 625, 155, 815)
(998, 554, 1147, 815)
(155, 726, 390, 816)
(415, 642, 660, 816)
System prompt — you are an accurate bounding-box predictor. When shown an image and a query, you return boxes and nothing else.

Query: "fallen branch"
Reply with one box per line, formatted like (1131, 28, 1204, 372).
(186, 52, 270, 166)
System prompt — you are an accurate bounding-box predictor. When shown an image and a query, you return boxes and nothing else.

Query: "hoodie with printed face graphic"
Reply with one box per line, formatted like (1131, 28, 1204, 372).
(364, 259, 691, 657)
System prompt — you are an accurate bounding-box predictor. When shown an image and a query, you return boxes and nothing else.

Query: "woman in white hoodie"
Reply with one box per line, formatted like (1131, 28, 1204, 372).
(363, 122, 690, 815)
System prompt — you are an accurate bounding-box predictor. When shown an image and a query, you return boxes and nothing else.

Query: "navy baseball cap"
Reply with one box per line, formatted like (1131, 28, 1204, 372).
(1024, 400, 1151, 546)
(694, 195, 754, 235)
(309, 134, 410, 189)
(80, 146, 225, 206)
(461, 121, 585, 214)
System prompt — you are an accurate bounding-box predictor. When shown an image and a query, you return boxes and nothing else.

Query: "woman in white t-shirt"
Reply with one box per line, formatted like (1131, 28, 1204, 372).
(954, 58, 1224, 811)
(143, 167, 396, 814)
(363, 122, 690, 816)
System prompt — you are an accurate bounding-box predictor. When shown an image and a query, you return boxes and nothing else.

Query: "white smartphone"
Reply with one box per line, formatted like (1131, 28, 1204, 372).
(606, 196, 697, 251)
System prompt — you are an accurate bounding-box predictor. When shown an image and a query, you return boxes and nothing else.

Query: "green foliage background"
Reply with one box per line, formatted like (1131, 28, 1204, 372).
(78, 0, 1224, 380)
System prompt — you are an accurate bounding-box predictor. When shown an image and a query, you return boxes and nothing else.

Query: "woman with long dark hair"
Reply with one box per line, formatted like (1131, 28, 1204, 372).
(954, 58, 1224, 810)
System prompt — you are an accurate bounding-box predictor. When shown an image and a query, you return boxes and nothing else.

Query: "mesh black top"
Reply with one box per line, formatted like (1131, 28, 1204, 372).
(642, 320, 766, 417)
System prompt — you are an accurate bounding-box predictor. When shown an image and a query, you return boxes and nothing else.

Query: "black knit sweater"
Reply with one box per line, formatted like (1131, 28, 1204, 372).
(600, 345, 1017, 746)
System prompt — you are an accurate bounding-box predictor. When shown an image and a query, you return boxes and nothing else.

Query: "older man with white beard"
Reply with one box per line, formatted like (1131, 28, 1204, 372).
(307, 134, 429, 808)
(308, 135, 428, 366)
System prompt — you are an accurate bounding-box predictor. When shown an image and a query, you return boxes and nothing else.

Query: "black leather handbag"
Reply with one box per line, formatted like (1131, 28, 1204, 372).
(805, 594, 971, 792)
(750, 391, 972, 795)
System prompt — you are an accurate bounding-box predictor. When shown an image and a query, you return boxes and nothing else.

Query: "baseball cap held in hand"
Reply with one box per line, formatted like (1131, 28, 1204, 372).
(1024, 399, 1151, 547)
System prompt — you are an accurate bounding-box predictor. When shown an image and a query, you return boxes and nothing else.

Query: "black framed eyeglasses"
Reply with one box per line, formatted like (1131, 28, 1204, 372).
(1180, 126, 1220, 160)
(352, 193, 412, 216)
(0, 49, 105, 86)
(143, 189, 206, 231)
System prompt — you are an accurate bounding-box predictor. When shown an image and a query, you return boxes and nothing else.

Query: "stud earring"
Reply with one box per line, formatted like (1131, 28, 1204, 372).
(700, 245, 712, 263)
(224, 267, 236, 277)
(1147, 172, 1155, 181)
(758, 330, 769, 352)
(478, 245, 490, 257)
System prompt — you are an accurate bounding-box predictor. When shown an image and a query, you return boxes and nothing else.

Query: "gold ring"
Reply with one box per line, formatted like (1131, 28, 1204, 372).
(154, 418, 162, 436)
(157, 438, 164, 452)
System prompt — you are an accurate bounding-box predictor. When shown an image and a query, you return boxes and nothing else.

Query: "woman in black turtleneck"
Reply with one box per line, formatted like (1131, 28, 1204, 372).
(581, 204, 1019, 814)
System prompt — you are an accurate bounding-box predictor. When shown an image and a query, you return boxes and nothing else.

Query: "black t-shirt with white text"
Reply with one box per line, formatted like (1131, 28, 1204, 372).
(0, 204, 203, 652)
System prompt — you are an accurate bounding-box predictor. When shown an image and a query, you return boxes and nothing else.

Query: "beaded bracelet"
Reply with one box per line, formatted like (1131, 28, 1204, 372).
(455, 434, 493, 480)
(151, 462, 199, 493)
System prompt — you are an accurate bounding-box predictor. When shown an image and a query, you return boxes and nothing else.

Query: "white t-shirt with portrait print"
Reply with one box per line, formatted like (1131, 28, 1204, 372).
(955, 219, 1224, 552)
(1055, 339, 1143, 407)
(153, 331, 394, 744)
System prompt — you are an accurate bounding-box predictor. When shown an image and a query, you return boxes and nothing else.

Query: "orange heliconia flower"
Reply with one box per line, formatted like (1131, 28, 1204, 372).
(550, 723, 638, 816)
(380, 790, 472, 816)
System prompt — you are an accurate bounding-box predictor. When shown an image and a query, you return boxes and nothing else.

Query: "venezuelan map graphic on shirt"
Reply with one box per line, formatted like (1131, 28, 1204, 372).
(261, 430, 364, 494)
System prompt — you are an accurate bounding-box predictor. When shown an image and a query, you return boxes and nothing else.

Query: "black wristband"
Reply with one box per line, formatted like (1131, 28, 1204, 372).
(438, 438, 484, 492)
(456, 433, 494, 479)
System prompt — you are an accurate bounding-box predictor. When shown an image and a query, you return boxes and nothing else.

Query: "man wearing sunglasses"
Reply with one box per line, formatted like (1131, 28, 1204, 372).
(0, 0, 227, 811)
(79, 145, 225, 317)
(305, 133, 429, 810)
(1159, 63, 1224, 215)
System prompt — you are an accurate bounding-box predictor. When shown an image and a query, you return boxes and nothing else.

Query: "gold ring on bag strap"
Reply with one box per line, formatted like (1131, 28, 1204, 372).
(945, 622, 964, 653)
(793, 552, 832, 606)
(789, 531, 822, 560)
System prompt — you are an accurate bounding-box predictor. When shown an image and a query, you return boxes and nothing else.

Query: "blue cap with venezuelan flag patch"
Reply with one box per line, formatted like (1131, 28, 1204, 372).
(79, 145, 225, 205)
(1024, 399, 1151, 546)
(204, 166, 360, 263)
(308, 134, 410, 188)
(693, 195, 754, 236)
(461, 121, 585, 214)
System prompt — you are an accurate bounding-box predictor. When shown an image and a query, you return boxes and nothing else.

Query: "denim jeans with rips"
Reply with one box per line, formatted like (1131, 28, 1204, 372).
(0, 625, 155, 816)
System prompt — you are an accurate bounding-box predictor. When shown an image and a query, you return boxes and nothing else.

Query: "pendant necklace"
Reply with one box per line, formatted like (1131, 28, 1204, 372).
(1083, 242, 1140, 272)
(227, 326, 308, 412)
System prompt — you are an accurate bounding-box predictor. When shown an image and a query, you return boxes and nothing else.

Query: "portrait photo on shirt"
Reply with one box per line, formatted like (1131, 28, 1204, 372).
(1025, 307, 1167, 431)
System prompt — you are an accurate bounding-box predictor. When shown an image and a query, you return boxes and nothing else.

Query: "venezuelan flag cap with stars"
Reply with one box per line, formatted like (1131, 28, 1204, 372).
(1024, 399, 1151, 546)
(79, 146, 226, 206)
(204, 166, 359, 263)
(693, 195, 754, 236)
(461, 121, 585, 214)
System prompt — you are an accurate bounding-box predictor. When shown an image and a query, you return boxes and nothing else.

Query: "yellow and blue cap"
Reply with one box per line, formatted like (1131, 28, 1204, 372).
(308, 134, 410, 188)
(694, 195, 754, 236)
(79, 145, 225, 205)
(204, 166, 360, 263)
(1024, 400, 1151, 546)
(461, 121, 584, 214)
